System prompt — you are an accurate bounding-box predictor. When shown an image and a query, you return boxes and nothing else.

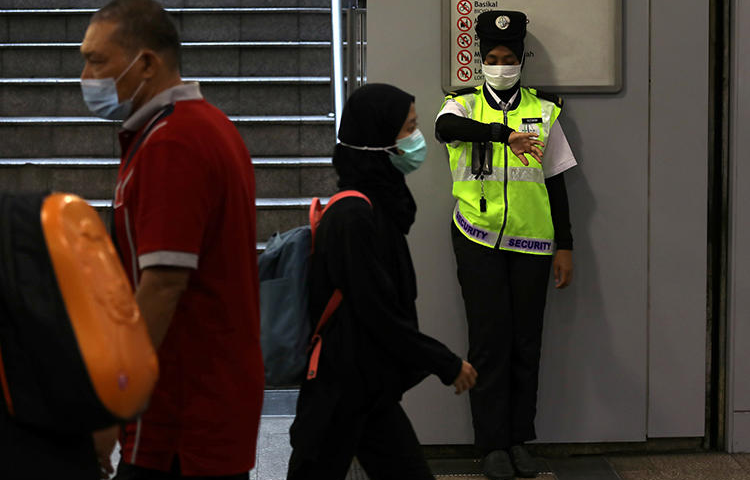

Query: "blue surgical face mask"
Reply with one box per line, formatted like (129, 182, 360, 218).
(389, 129, 427, 175)
(80, 52, 145, 120)
(338, 128, 427, 175)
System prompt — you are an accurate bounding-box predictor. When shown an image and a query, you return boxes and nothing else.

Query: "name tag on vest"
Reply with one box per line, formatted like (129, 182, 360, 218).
(520, 117, 543, 136)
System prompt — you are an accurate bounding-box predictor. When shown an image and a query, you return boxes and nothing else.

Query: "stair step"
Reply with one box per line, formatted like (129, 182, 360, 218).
(0, 117, 335, 157)
(0, 43, 337, 77)
(85, 197, 325, 209)
(0, 76, 331, 84)
(261, 388, 299, 416)
(0, 115, 333, 124)
(260, 160, 338, 197)
(0, 79, 331, 116)
(237, 123, 335, 157)
(0, 157, 336, 199)
(0, 0, 331, 8)
(0, 157, 119, 166)
(0, 156, 332, 167)
(0, 41, 332, 48)
(254, 157, 331, 166)
(0, 7, 331, 13)
(85, 197, 324, 244)
(0, 7, 331, 43)
(0, 163, 117, 198)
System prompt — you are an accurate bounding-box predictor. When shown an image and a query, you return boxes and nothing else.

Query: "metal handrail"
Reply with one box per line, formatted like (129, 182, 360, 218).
(330, 0, 345, 136)
(330, 0, 367, 138)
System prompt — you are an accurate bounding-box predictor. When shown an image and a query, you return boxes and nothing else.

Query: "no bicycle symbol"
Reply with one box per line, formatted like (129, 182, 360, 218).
(457, 0, 473, 15)
(457, 67, 473, 82)
(457, 33, 473, 49)
(457, 16, 473, 32)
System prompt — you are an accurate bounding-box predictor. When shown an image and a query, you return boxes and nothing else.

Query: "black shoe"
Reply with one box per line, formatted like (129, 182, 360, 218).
(510, 444, 539, 478)
(482, 450, 515, 480)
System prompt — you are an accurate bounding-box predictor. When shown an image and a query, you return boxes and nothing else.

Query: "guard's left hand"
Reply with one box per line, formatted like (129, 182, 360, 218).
(508, 132, 544, 166)
(553, 249, 573, 289)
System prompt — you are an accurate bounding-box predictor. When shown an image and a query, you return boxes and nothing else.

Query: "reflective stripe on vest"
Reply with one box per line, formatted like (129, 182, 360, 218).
(453, 202, 555, 254)
(445, 86, 561, 255)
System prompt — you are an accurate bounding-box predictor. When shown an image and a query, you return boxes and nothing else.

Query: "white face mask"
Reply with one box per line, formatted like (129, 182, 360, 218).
(482, 64, 522, 91)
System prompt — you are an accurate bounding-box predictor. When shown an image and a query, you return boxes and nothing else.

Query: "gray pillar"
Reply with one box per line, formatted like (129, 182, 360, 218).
(646, 1, 708, 438)
(728, 0, 750, 453)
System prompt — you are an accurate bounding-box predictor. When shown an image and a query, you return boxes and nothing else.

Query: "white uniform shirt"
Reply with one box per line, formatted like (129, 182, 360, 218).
(436, 88, 578, 178)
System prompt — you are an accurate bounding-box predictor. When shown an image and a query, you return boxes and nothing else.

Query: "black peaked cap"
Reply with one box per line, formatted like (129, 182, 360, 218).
(476, 10, 527, 62)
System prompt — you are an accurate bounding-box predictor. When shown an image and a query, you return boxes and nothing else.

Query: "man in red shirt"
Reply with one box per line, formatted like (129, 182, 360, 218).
(79, 1, 264, 478)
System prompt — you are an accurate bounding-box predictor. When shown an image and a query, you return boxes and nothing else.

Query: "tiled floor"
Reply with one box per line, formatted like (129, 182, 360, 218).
(608, 452, 750, 480)
(249, 416, 750, 480)
(435, 477, 555, 480)
(111, 414, 750, 479)
(250, 416, 294, 480)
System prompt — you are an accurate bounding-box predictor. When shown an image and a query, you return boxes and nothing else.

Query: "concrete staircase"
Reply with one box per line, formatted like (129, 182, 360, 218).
(0, 1, 339, 247)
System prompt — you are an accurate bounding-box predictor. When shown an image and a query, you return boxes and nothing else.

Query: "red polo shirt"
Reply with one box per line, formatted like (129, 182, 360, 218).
(113, 84, 264, 476)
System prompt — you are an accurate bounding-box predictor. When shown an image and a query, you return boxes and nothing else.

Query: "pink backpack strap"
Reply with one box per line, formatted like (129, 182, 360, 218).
(308, 197, 323, 244)
(305, 190, 371, 380)
(306, 289, 343, 380)
(309, 190, 371, 247)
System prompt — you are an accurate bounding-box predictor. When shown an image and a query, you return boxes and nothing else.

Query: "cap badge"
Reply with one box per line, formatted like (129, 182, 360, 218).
(496, 16, 511, 30)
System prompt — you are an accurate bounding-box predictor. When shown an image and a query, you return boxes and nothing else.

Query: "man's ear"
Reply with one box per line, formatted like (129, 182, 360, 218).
(139, 49, 162, 79)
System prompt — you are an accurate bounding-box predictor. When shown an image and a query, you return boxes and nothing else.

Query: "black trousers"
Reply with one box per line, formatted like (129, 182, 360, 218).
(287, 401, 433, 480)
(451, 223, 552, 451)
(0, 394, 98, 480)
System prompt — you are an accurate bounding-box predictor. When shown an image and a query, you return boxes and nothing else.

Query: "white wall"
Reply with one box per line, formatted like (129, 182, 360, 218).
(368, 0, 707, 444)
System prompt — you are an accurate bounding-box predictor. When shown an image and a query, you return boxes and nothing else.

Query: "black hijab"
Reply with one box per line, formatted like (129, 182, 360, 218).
(333, 83, 417, 234)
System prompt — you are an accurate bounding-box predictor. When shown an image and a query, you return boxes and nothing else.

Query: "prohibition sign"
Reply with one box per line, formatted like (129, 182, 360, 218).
(457, 33, 473, 49)
(457, 0, 473, 15)
(457, 49, 473, 66)
(457, 67, 473, 82)
(457, 16, 473, 32)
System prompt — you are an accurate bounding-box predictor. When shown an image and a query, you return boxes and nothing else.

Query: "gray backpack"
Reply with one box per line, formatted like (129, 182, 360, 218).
(258, 191, 370, 386)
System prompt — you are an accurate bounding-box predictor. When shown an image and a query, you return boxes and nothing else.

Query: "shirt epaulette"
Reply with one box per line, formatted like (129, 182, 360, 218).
(530, 88, 563, 108)
(447, 86, 480, 98)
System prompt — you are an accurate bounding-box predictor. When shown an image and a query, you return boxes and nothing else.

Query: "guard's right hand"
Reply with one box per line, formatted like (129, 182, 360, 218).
(453, 360, 478, 395)
(508, 132, 545, 166)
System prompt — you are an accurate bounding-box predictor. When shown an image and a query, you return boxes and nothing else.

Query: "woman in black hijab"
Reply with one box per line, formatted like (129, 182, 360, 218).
(287, 84, 477, 480)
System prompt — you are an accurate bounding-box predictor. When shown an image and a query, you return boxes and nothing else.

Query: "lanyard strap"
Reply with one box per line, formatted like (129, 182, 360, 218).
(110, 104, 176, 255)
(122, 104, 175, 172)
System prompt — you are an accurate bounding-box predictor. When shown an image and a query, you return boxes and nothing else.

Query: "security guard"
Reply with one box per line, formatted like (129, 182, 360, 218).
(435, 10, 577, 480)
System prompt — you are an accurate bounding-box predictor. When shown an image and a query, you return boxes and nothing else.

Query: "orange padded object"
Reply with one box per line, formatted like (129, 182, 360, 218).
(40, 194, 158, 420)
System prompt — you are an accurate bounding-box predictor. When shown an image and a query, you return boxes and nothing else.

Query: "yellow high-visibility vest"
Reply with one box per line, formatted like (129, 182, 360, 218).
(445, 85, 561, 255)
